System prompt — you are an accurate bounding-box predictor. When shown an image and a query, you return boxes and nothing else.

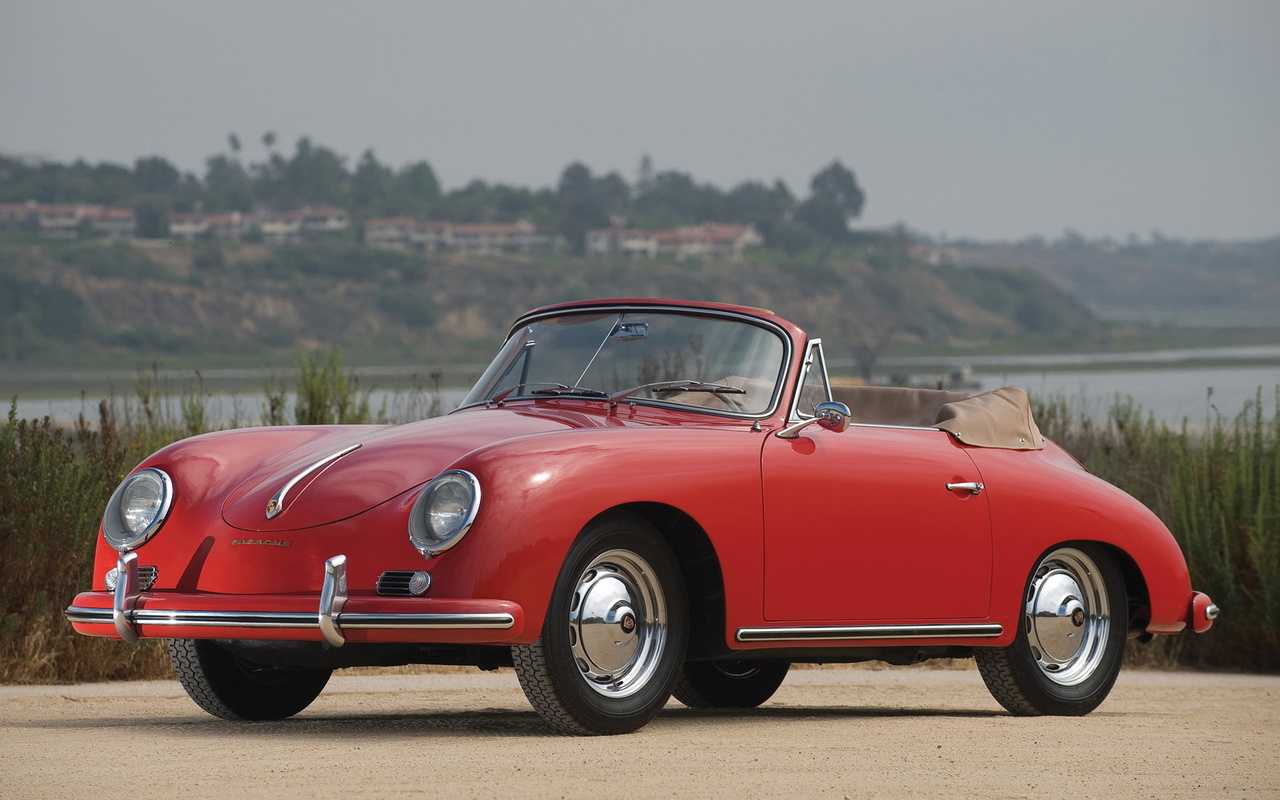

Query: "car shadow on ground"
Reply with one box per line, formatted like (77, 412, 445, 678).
(9, 703, 1007, 739)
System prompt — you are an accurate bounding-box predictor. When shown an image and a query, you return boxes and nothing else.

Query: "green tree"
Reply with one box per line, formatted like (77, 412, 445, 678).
(396, 160, 441, 211)
(555, 162, 624, 251)
(794, 195, 850, 241)
(134, 195, 170, 238)
(633, 169, 727, 227)
(351, 149, 395, 215)
(809, 160, 865, 219)
(203, 155, 253, 211)
(726, 179, 794, 238)
(789, 160, 867, 243)
(88, 162, 137, 206)
(133, 156, 181, 193)
(443, 179, 498, 222)
(280, 137, 349, 207)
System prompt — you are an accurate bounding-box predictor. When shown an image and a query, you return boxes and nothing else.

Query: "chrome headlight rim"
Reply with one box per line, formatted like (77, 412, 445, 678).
(408, 469, 481, 558)
(102, 468, 174, 552)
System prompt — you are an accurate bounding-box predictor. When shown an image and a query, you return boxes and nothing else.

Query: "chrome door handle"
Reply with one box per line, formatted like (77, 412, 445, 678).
(946, 481, 984, 495)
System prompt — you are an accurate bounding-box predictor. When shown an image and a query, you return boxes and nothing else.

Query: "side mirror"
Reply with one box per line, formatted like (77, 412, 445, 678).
(775, 401, 852, 439)
(814, 401, 851, 433)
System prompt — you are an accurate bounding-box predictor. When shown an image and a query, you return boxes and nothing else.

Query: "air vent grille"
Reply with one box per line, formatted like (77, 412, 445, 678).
(105, 565, 158, 591)
(377, 570, 431, 597)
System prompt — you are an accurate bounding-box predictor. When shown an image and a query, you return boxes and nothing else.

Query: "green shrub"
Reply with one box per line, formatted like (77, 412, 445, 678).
(1, 377, 1275, 683)
(0, 401, 170, 682)
(1035, 388, 1279, 671)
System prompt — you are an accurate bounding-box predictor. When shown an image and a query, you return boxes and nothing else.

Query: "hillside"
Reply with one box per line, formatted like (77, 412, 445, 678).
(0, 236, 1095, 370)
(923, 236, 1280, 321)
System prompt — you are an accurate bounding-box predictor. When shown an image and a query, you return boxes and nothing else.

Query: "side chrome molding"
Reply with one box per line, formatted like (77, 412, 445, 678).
(736, 623, 1004, 643)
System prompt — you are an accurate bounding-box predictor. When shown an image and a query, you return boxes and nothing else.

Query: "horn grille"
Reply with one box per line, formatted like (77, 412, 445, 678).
(377, 570, 432, 597)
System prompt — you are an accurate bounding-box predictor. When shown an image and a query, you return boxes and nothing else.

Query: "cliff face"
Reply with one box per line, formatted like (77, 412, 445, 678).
(0, 239, 1095, 365)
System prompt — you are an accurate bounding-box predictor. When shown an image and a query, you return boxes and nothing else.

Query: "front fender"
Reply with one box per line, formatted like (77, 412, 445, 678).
(428, 426, 767, 643)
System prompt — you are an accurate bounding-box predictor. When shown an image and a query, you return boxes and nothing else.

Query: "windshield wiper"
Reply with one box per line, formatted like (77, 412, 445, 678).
(489, 382, 609, 405)
(608, 380, 746, 406)
(493, 380, 746, 408)
(528, 384, 610, 398)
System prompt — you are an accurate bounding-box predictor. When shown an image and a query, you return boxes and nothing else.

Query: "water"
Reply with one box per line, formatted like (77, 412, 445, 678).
(864, 344, 1280, 422)
(985, 366, 1277, 421)
(7, 346, 1279, 425)
(10, 388, 472, 427)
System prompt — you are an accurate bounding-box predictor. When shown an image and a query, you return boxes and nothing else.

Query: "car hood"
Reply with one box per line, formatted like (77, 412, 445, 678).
(219, 407, 582, 532)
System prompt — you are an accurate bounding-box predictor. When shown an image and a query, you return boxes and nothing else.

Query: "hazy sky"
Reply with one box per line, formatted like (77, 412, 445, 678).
(3, 1, 1277, 241)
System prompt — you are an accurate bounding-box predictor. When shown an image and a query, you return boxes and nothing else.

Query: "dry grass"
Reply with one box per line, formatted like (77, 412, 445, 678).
(2, 376, 1276, 683)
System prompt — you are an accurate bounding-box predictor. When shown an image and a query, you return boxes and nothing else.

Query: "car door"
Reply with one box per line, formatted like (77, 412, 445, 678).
(761, 422, 993, 622)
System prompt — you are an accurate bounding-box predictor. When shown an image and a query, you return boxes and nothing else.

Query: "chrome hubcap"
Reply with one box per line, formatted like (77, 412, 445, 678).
(1025, 548, 1110, 686)
(568, 549, 667, 699)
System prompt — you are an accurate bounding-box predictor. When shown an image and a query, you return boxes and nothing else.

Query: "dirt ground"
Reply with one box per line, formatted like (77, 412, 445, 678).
(2, 665, 1276, 799)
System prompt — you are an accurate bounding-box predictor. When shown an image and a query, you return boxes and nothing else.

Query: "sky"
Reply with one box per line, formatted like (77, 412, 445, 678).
(2, 1, 1278, 242)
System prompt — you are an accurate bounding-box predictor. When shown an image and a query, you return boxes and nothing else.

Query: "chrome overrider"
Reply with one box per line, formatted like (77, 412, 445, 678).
(65, 553, 516, 647)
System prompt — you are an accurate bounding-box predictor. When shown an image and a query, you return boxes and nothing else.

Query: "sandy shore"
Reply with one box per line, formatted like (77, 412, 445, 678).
(2, 666, 1277, 799)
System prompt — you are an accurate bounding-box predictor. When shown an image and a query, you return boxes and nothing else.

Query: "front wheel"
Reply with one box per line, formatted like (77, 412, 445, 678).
(673, 660, 790, 708)
(513, 512, 688, 735)
(168, 639, 332, 720)
(976, 544, 1126, 716)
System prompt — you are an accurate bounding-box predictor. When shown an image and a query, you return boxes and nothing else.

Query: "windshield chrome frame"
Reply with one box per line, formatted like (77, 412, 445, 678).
(788, 339, 834, 422)
(456, 302, 795, 420)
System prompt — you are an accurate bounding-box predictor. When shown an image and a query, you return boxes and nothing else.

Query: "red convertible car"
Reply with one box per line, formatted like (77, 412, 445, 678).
(67, 298, 1217, 734)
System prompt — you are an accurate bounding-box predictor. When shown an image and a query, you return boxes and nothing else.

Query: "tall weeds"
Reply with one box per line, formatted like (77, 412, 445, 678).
(1035, 388, 1280, 672)
(269, 349, 374, 425)
(1, 371, 1276, 682)
(0, 349, 437, 683)
(0, 402, 170, 681)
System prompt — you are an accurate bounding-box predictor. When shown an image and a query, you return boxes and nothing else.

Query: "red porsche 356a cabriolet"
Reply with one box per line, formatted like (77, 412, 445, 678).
(67, 299, 1217, 734)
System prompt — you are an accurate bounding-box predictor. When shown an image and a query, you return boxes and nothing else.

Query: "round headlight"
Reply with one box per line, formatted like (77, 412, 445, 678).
(103, 468, 173, 552)
(408, 470, 481, 557)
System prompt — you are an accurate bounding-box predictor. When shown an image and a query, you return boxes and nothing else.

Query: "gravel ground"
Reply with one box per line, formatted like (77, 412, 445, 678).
(2, 666, 1276, 799)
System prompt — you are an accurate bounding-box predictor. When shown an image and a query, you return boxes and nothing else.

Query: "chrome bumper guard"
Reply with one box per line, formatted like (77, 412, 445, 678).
(68, 553, 516, 647)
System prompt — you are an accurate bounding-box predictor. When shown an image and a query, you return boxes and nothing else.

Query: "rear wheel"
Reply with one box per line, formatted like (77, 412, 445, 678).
(976, 544, 1125, 716)
(673, 660, 790, 708)
(168, 638, 331, 720)
(513, 512, 688, 735)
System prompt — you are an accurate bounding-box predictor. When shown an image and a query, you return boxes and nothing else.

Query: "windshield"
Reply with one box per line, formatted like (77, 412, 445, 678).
(460, 309, 788, 415)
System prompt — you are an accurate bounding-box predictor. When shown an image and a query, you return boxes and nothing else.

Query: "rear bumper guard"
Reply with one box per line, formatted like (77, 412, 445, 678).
(66, 553, 518, 647)
(1190, 591, 1219, 634)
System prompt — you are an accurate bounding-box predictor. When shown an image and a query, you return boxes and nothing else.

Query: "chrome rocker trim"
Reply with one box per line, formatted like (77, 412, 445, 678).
(67, 553, 516, 648)
(735, 623, 1004, 643)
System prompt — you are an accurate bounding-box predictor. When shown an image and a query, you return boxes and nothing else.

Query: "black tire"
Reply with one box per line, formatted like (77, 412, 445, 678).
(673, 660, 790, 708)
(512, 511, 688, 735)
(975, 544, 1126, 716)
(168, 638, 332, 721)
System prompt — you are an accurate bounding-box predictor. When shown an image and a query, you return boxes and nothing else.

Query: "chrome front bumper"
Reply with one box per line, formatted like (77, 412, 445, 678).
(65, 553, 521, 647)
